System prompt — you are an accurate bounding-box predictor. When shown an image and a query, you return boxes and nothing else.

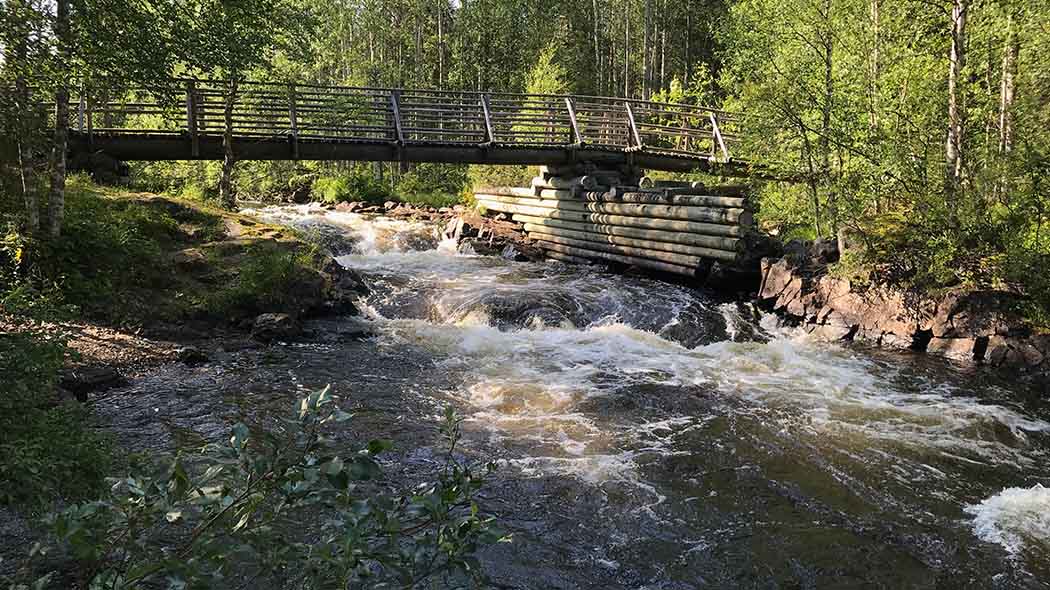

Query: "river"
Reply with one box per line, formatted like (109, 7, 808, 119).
(107, 204, 1050, 588)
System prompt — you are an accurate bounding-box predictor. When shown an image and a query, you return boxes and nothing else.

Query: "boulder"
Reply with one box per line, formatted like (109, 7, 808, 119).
(927, 337, 978, 360)
(59, 366, 127, 401)
(930, 289, 1019, 339)
(758, 258, 796, 302)
(335, 201, 363, 213)
(251, 313, 302, 342)
(176, 346, 209, 366)
(809, 238, 840, 264)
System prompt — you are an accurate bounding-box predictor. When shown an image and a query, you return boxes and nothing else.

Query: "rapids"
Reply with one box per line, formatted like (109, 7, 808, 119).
(158, 204, 1050, 587)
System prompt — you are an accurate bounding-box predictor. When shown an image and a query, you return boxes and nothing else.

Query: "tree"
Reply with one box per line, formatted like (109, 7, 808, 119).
(945, 0, 968, 204)
(181, 0, 312, 209)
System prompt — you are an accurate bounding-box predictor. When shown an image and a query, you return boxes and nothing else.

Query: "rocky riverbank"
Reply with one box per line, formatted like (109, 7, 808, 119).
(757, 247, 1050, 379)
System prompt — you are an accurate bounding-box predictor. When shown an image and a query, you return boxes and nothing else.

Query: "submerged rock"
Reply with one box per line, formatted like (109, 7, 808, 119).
(251, 313, 302, 342)
(176, 346, 210, 366)
(59, 366, 128, 401)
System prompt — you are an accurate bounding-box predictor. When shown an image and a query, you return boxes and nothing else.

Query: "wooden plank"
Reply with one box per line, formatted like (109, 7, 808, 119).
(390, 90, 405, 145)
(186, 79, 199, 157)
(532, 240, 697, 277)
(625, 101, 643, 150)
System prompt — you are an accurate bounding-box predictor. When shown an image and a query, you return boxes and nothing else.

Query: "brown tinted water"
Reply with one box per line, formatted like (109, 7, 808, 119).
(99, 205, 1050, 589)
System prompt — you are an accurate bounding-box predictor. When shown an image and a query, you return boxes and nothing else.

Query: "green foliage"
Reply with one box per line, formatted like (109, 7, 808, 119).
(314, 171, 393, 204)
(3, 177, 225, 323)
(13, 387, 505, 589)
(394, 163, 469, 208)
(205, 242, 322, 317)
(722, 0, 1050, 320)
(0, 332, 114, 509)
(467, 165, 535, 191)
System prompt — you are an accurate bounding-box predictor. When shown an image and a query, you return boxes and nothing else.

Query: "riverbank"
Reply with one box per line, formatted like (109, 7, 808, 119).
(756, 246, 1050, 381)
(4, 201, 1049, 586)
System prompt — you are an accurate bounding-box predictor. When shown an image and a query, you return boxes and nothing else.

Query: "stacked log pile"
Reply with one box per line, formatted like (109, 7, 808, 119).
(474, 165, 753, 277)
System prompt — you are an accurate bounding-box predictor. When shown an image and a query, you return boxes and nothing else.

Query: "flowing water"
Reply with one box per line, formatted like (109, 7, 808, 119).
(113, 205, 1050, 588)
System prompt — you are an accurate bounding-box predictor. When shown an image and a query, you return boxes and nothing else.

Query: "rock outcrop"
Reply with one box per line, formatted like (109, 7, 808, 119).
(758, 255, 1049, 377)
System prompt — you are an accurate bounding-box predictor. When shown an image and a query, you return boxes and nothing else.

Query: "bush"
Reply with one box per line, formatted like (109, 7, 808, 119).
(0, 332, 114, 509)
(467, 164, 534, 191)
(10, 178, 224, 323)
(14, 388, 506, 589)
(205, 242, 322, 317)
(314, 171, 393, 204)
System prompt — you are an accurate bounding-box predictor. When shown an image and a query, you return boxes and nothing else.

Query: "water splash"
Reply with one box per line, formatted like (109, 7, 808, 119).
(966, 485, 1050, 556)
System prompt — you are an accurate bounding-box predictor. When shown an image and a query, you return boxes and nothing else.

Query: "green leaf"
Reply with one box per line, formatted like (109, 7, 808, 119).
(366, 439, 392, 456)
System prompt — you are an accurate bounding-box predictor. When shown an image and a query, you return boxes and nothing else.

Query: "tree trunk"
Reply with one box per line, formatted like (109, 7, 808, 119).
(997, 12, 1018, 157)
(819, 0, 835, 234)
(437, 3, 444, 88)
(623, 0, 630, 97)
(47, 0, 71, 239)
(945, 0, 968, 199)
(996, 10, 1019, 201)
(219, 78, 238, 210)
(869, 0, 881, 212)
(13, 25, 38, 235)
(592, 0, 601, 94)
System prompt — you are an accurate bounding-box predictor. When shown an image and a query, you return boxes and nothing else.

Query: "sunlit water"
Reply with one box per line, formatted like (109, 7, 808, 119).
(138, 204, 1050, 587)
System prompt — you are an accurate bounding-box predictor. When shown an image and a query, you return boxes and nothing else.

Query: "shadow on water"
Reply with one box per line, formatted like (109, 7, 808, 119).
(95, 204, 1050, 589)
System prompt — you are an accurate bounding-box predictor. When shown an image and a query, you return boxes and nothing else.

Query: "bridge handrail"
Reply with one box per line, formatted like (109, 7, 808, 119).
(62, 78, 743, 163)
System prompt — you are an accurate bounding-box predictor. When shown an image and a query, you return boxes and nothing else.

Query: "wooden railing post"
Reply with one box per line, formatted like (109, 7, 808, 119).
(625, 101, 643, 151)
(389, 90, 406, 171)
(185, 79, 199, 158)
(709, 112, 730, 162)
(390, 90, 405, 145)
(564, 97, 583, 147)
(480, 93, 496, 145)
(289, 83, 299, 160)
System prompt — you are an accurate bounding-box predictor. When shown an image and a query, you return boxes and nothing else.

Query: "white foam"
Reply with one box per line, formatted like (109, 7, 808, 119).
(965, 484, 1050, 555)
(375, 317, 1050, 471)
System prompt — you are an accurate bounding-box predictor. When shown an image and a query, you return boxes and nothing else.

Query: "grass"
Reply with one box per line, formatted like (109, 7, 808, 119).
(2, 175, 328, 328)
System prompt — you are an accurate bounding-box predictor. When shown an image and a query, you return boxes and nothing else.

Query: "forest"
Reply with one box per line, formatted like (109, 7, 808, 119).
(4, 0, 1049, 313)
(0, 0, 1046, 278)
(3, 0, 1050, 586)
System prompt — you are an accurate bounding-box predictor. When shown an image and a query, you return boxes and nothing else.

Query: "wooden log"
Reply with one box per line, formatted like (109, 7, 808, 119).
(533, 240, 697, 277)
(513, 214, 742, 251)
(475, 187, 535, 198)
(530, 175, 600, 190)
(527, 231, 704, 267)
(539, 164, 581, 179)
(557, 190, 747, 209)
(480, 193, 752, 225)
(474, 198, 744, 237)
(523, 223, 739, 262)
(543, 250, 596, 266)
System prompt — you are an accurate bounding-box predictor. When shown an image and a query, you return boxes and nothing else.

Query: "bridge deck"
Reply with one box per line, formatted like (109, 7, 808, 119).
(69, 79, 746, 173)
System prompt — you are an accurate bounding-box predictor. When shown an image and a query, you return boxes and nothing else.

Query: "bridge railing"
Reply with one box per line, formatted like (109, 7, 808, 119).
(67, 79, 741, 162)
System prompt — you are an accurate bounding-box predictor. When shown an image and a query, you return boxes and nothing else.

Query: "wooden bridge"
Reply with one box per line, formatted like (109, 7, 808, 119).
(69, 79, 745, 173)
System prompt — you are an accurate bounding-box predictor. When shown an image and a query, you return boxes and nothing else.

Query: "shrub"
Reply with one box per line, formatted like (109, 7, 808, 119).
(205, 242, 322, 317)
(467, 164, 534, 191)
(0, 332, 114, 509)
(14, 388, 506, 589)
(314, 172, 393, 204)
